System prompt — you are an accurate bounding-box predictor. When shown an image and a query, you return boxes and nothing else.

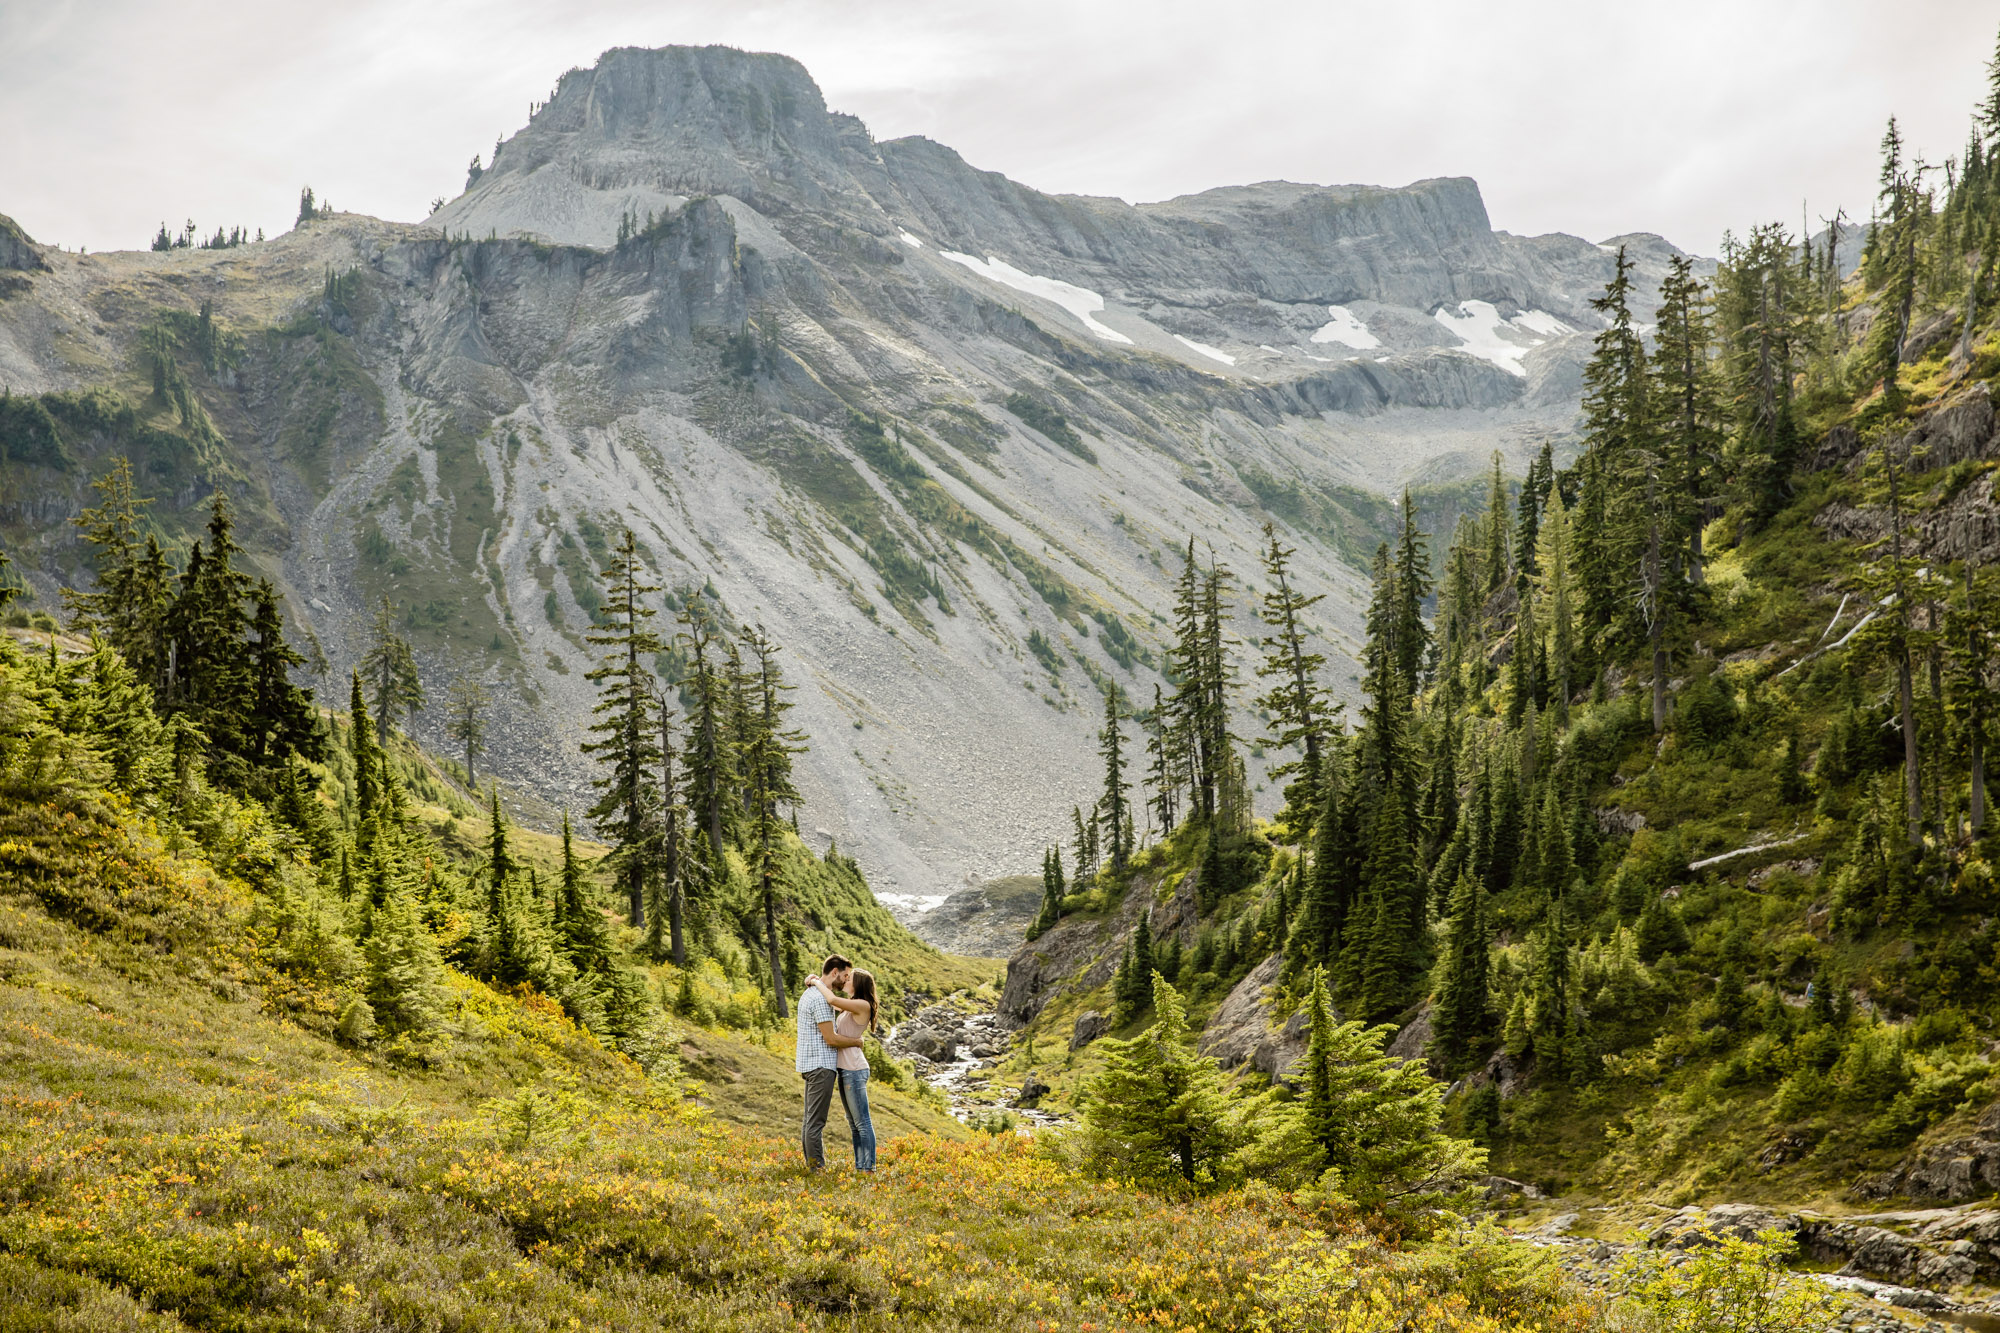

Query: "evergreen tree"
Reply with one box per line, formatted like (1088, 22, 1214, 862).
(1527, 898, 1571, 1071)
(740, 626, 806, 1017)
(363, 883, 447, 1036)
(64, 459, 165, 679)
(1578, 247, 1677, 729)
(485, 787, 515, 913)
(1073, 804, 1095, 882)
(1483, 450, 1511, 596)
(166, 492, 255, 762)
(1143, 684, 1181, 837)
(1716, 222, 1806, 523)
(1033, 845, 1065, 937)
(677, 596, 731, 869)
(1532, 487, 1577, 725)
(1294, 966, 1484, 1215)
(1289, 753, 1353, 979)
(1083, 972, 1244, 1187)
(359, 597, 424, 743)
(1652, 254, 1723, 587)
(1351, 785, 1420, 1020)
(349, 671, 379, 840)
(1254, 523, 1332, 828)
(1513, 444, 1548, 595)
(555, 811, 612, 974)
(1864, 118, 1923, 410)
(1860, 439, 1926, 846)
(1122, 911, 1155, 1019)
(651, 694, 688, 964)
(1098, 688, 1130, 874)
(445, 675, 491, 787)
(241, 582, 320, 772)
(1392, 491, 1433, 696)
(1949, 564, 1995, 833)
(1429, 870, 1491, 1074)
(583, 529, 662, 928)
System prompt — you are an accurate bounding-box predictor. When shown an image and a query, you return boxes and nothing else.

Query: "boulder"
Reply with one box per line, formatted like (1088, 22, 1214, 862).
(1197, 956, 1281, 1069)
(1476, 1174, 1545, 1201)
(1070, 1011, 1110, 1051)
(899, 1027, 958, 1063)
(1013, 1073, 1052, 1108)
(0, 215, 48, 274)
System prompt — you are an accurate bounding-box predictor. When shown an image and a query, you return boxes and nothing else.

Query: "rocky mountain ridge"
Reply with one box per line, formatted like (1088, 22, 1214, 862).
(0, 42, 1699, 925)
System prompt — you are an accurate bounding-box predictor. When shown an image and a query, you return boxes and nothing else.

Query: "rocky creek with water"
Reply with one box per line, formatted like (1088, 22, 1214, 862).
(886, 1002, 1067, 1132)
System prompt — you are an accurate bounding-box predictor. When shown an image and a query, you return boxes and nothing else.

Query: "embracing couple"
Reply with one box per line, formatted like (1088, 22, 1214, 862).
(794, 953, 880, 1172)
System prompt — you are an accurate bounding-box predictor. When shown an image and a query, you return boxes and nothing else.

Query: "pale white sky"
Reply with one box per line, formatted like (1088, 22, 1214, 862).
(2, 0, 1993, 258)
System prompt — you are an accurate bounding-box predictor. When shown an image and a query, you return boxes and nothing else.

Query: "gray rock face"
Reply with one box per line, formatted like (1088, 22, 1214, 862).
(889, 1002, 974, 1064)
(1860, 1102, 2000, 1203)
(1196, 954, 1310, 1083)
(1651, 1201, 2000, 1295)
(1069, 1011, 1109, 1051)
(0, 214, 47, 274)
(912, 876, 1042, 958)
(1000, 872, 1158, 1023)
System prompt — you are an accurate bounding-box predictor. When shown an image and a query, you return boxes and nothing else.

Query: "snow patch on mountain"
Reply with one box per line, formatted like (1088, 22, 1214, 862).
(1175, 334, 1237, 365)
(1310, 304, 1381, 349)
(1431, 301, 1571, 377)
(938, 251, 1134, 344)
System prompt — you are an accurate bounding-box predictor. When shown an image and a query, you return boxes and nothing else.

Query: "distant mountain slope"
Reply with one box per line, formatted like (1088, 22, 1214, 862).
(0, 43, 1699, 920)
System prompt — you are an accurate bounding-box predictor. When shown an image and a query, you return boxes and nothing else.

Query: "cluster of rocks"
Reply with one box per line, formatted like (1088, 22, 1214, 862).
(886, 1003, 1010, 1071)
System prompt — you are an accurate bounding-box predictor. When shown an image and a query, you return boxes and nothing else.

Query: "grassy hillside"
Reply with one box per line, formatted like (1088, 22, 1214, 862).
(0, 661, 1651, 1332)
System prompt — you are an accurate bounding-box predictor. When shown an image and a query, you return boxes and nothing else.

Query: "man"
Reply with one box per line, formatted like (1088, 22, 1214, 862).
(796, 952, 862, 1169)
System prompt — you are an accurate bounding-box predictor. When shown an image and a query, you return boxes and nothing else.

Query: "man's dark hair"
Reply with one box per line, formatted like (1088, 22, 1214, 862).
(821, 953, 852, 975)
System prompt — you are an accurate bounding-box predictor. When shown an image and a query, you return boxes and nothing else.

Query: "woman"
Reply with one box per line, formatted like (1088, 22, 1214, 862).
(811, 968, 879, 1172)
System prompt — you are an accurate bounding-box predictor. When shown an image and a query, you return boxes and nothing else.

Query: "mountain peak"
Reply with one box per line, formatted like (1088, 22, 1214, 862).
(436, 43, 869, 246)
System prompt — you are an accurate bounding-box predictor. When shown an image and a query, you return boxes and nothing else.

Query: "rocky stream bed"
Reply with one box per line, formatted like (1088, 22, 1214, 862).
(886, 1002, 1066, 1132)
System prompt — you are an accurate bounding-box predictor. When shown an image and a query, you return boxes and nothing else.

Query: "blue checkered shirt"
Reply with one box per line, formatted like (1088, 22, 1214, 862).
(795, 987, 838, 1072)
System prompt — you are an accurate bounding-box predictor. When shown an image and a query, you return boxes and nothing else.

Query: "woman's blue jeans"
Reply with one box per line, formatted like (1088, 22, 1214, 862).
(837, 1069, 876, 1171)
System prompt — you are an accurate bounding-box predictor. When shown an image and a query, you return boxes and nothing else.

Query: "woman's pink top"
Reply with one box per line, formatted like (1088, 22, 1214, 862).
(834, 1005, 869, 1071)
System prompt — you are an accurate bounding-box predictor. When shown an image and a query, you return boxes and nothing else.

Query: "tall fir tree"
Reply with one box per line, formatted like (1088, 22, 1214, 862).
(1652, 253, 1723, 588)
(555, 811, 613, 974)
(444, 675, 491, 787)
(740, 625, 807, 1017)
(677, 596, 731, 870)
(1099, 687, 1130, 874)
(244, 581, 320, 770)
(650, 693, 688, 964)
(583, 529, 663, 928)
(1429, 869, 1492, 1075)
(359, 597, 424, 743)
(1254, 523, 1333, 831)
(1083, 972, 1243, 1187)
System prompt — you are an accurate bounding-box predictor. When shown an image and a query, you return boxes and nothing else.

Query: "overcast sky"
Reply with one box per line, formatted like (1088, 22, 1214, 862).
(2, 0, 1994, 258)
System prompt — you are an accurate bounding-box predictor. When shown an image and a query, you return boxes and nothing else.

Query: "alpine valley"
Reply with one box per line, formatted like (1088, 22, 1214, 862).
(12, 29, 2000, 1333)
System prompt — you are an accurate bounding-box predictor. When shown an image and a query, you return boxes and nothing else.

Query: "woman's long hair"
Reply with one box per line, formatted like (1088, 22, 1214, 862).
(850, 969, 879, 1033)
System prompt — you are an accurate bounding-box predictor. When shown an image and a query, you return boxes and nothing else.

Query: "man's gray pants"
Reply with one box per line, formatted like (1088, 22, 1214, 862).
(801, 1068, 839, 1168)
